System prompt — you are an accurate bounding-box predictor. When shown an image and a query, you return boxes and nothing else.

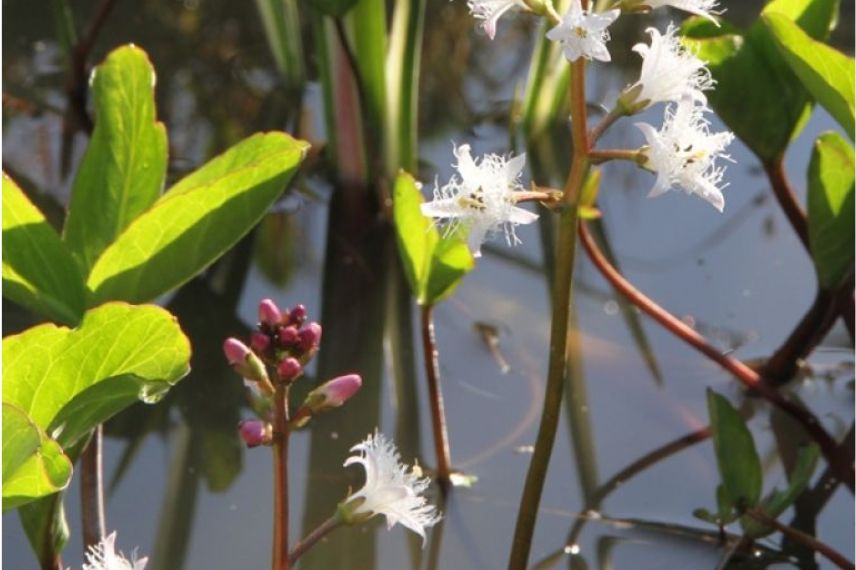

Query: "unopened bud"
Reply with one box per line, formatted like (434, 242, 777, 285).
(288, 304, 308, 326)
(238, 420, 272, 448)
(298, 322, 322, 352)
(277, 357, 303, 382)
(259, 299, 282, 327)
(304, 374, 362, 412)
(250, 332, 271, 353)
(277, 325, 299, 347)
(223, 338, 269, 383)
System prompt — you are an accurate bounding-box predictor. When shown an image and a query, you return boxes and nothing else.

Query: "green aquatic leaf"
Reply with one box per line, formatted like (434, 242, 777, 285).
(807, 131, 855, 289)
(393, 171, 474, 306)
(2, 174, 86, 325)
(3, 302, 191, 449)
(87, 132, 309, 304)
(764, 12, 854, 139)
(681, 0, 839, 161)
(706, 389, 762, 509)
(63, 45, 168, 273)
(2, 403, 72, 511)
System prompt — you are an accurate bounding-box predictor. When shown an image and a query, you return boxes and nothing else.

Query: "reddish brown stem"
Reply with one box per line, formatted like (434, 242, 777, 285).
(420, 305, 452, 483)
(746, 508, 854, 570)
(272, 385, 291, 570)
(578, 221, 854, 490)
(81, 426, 106, 551)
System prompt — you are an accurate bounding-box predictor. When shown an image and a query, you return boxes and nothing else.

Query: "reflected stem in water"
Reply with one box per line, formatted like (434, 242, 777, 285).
(272, 383, 291, 570)
(420, 304, 452, 484)
(578, 220, 855, 490)
(80, 425, 106, 551)
(509, 52, 590, 569)
(745, 507, 855, 570)
(289, 515, 343, 565)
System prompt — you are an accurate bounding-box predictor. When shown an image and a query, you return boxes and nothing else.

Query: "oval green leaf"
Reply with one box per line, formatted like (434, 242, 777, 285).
(3, 302, 191, 449)
(2, 173, 86, 325)
(764, 12, 854, 140)
(706, 389, 762, 510)
(86, 132, 309, 304)
(807, 131, 855, 289)
(63, 45, 168, 273)
(2, 403, 72, 511)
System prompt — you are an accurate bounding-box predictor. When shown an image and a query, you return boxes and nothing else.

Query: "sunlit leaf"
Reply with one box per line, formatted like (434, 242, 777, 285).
(807, 131, 855, 289)
(2, 403, 72, 511)
(392, 171, 474, 306)
(87, 132, 309, 304)
(2, 174, 86, 325)
(764, 13, 854, 139)
(3, 303, 191, 449)
(706, 389, 762, 509)
(63, 45, 168, 273)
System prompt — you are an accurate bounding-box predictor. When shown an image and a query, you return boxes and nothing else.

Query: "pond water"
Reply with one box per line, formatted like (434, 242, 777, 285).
(3, 1, 854, 569)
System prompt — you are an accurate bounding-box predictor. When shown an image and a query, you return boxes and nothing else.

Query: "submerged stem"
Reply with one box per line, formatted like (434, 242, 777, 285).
(421, 304, 452, 484)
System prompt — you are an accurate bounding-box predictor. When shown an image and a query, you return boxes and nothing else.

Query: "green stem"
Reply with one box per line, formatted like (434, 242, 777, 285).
(508, 56, 589, 569)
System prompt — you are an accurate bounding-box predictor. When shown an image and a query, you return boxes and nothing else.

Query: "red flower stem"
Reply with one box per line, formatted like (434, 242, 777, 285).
(578, 221, 854, 490)
(745, 508, 854, 570)
(420, 304, 452, 484)
(272, 383, 291, 570)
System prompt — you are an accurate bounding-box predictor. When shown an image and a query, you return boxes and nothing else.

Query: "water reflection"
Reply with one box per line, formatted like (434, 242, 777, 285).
(3, 0, 854, 569)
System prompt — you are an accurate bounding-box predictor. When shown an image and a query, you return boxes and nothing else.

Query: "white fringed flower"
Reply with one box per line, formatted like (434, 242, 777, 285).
(467, 0, 529, 40)
(627, 24, 713, 108)
(635, 97, 734, 211)
(546, 0, 620, 62)
(341, 431, 441, 544)
(420, 144, 538, 257)
(82, 532, 147, 570)
(644, 0, 721, 24)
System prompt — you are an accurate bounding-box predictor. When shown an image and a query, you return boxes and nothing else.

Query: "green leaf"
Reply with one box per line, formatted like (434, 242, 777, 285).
(87, 132, 309, 304)
(2, 403, 72, 511)
(3, 302, 191, 449)
(392, 171, 474, 306)
(2, 173, 86, 325)
(63, 45, 168, 273)
(807, 131, 855, 288)
(681, 0, 838, 161)
(764, 13, 854, 139)
(706, 389, 763, 509)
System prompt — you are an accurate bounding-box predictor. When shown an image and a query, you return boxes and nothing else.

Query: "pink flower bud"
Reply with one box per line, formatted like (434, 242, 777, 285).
(277, 325, 299, 347)
(250, 332, 271, 353)
(258, 299, 282, 327)
(238, 420, 271, 448)
(277, 357, 302, 382)
(288, 304, 308, 326)
(298, 322, 322, 352)
(223, 338, 250, 365)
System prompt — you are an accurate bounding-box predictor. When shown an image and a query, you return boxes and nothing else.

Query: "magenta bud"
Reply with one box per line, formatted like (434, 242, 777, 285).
(250, 332, 271, 353)
(238, 420, 271, 448)
(223, 338, 251, 365)
(305, 374, 362, 412)
(277, 357, 302, 382)
(258, 299, 282, 327)
(298, 322, 322, 352)
(289, 304, 308, 326)
(277, 325, 299, 347)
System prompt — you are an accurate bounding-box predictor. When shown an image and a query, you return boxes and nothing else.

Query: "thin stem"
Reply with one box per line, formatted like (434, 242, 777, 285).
(588, 148, 642, 165)
(578, 221, 854, 490)
(272, 384, 291, 570)
(508, 56, 589, 570)
(289, 515, 343, 565)
(80, 426, 106, 550)
(420, 304, 452, 484)
(745, 508, 854, 570)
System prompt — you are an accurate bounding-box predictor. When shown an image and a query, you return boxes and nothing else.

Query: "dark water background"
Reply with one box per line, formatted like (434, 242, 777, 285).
(3, 0, 854, 568)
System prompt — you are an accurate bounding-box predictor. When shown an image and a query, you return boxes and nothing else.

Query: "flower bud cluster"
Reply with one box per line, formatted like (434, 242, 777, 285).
(222, 298, 362, 448)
